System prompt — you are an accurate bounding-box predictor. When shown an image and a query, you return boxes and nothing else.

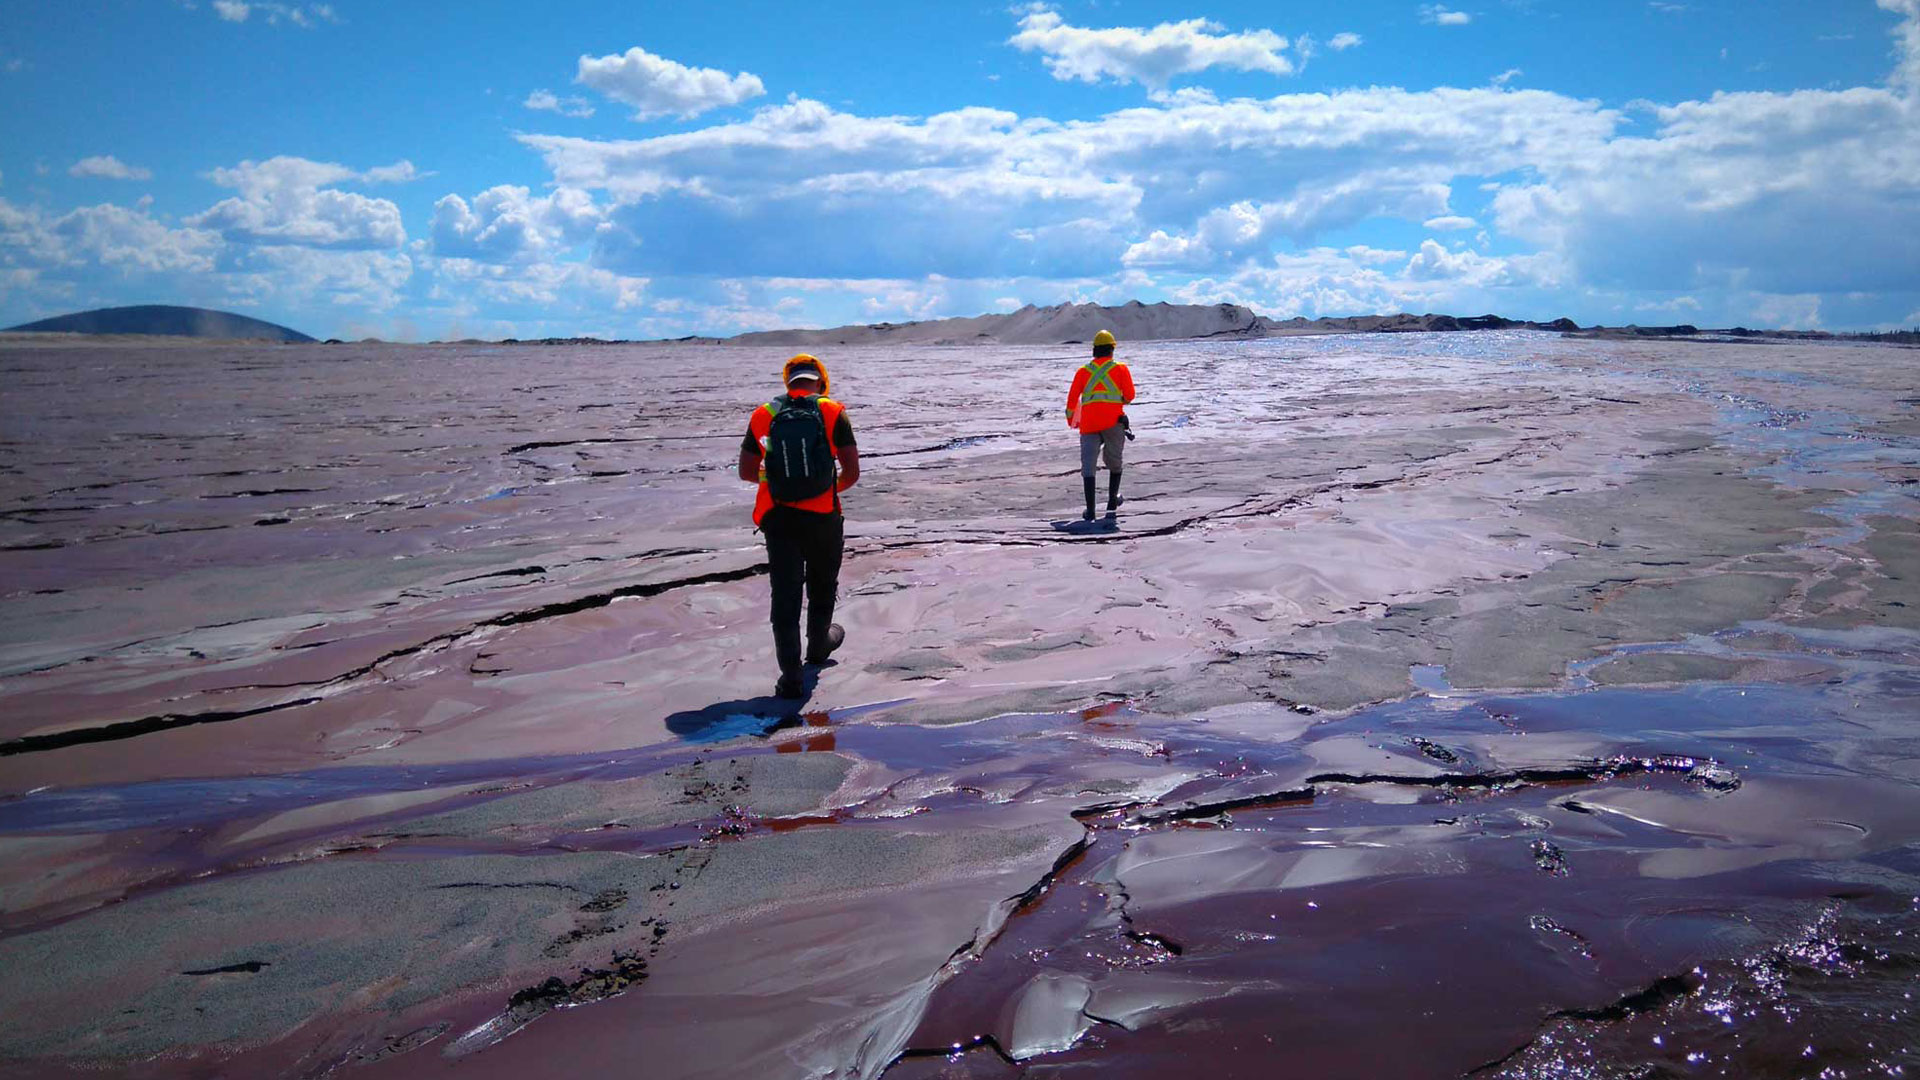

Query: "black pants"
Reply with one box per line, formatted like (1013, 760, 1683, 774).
(762, 506, 844, 672)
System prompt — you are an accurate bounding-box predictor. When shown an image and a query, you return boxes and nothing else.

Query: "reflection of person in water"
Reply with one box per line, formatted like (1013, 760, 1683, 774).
(737, 354, 860, 699)
(1066, 329, 1136, 521)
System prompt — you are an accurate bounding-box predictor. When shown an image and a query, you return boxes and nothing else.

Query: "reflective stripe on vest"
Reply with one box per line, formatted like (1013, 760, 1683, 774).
(1080, 359, 1125, 404)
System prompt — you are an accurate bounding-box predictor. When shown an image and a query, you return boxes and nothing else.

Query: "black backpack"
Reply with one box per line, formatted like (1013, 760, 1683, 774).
(764, 396, 837, 502)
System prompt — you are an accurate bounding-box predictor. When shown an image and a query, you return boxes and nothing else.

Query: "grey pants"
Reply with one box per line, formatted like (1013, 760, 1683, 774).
(1079, 426, 1125, 476)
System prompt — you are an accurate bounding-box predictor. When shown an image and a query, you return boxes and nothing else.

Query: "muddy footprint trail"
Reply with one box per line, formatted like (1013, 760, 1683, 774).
(0, 332, 1915, 1078)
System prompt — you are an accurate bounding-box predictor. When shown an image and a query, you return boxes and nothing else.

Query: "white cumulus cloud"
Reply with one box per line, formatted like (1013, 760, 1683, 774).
(219, 246, 412, 312)
(0, 191, 412, 331)
(1008, 8, 1296, 88)
(1420, 5, 1473, 26)
(575, 46, 765, 121)
(1491, 86, 1920, 295)
(15, 0, 1920, 335)
(361, 160, 425, 184)
(0, 196, 217, 275)
(189, 156, 406, 250)
(205, 1, 337, 27)
(69, 155, 153, 181)
(1167, 241, 1561, 321)
(1883, 0, 1920, 87)
(430, 185, 605, 263)
(506, 10, 1920, 329)
(1405, 238, 1522, 284)
(525, 89, 595, 118)
(1329, 32, 1364, 50)
(518, 87, 1615, 284)
(428, 257, 648, 315)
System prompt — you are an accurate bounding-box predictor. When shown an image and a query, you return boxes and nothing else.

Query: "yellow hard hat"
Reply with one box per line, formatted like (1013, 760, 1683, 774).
(1093, 330, 1117, 348)
(782, 353, 829, 394)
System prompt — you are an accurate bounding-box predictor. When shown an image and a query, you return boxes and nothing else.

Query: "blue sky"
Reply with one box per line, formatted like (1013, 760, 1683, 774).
(2, 0, 1916, 338)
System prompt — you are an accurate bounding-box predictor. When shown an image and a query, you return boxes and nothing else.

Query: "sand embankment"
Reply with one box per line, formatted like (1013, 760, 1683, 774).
(695, 301, 1578, 346)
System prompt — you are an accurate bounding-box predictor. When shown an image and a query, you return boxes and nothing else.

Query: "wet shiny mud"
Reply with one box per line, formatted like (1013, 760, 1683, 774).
(3, 672, 1914, 1079)
(1, 334, 1916, 1077)
(886, 682, 1920, 1079)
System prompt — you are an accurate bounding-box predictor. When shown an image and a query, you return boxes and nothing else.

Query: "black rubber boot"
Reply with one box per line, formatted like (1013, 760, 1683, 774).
(1082, 475, 1097, 521)
(1107, 470, 1124, 515)
(806, 622, 845, 666)
(773, 623, 805, 698)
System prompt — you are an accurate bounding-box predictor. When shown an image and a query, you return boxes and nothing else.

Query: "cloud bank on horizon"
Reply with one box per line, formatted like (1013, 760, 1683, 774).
(1, 0, 1917, 339)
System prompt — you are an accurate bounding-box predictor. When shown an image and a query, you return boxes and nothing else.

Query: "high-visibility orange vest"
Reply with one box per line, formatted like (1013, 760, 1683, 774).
(1080, 359, 1125, 404)
(1068, 358, 1133, 433)
(749, 391, 845, 524)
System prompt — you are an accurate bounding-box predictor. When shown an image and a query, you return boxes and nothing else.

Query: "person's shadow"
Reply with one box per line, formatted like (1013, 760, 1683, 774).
(663, 667, 822, 743)
(1050, 515, 1119, 536)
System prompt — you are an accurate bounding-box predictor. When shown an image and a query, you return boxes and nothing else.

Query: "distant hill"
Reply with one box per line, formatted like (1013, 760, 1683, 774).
(3, 305, 315, 342)
(690, 301, 1580, 347)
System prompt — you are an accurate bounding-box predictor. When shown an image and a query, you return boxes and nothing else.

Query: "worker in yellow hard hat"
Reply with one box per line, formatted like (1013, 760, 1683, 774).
(1065, 329, 1136, 520)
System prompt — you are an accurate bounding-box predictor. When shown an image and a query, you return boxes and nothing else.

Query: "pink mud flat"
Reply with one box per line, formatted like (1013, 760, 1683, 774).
(0, 335, 1916, 1078)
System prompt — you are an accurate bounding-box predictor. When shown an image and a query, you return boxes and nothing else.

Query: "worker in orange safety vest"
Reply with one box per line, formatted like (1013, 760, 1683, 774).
(1065, 329, 1136, 520)
(738, 354, 860, 698)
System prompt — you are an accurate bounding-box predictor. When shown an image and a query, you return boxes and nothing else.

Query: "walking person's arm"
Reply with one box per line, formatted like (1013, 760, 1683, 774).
(835, 445, 859, 491)
(833, 409, 859, 491)
(1066, 368, 1088, 426)
(739, 425, 764, 482)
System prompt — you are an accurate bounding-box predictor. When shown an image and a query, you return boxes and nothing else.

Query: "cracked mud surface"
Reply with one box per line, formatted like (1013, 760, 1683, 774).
(0, 332, 1916, 1077)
